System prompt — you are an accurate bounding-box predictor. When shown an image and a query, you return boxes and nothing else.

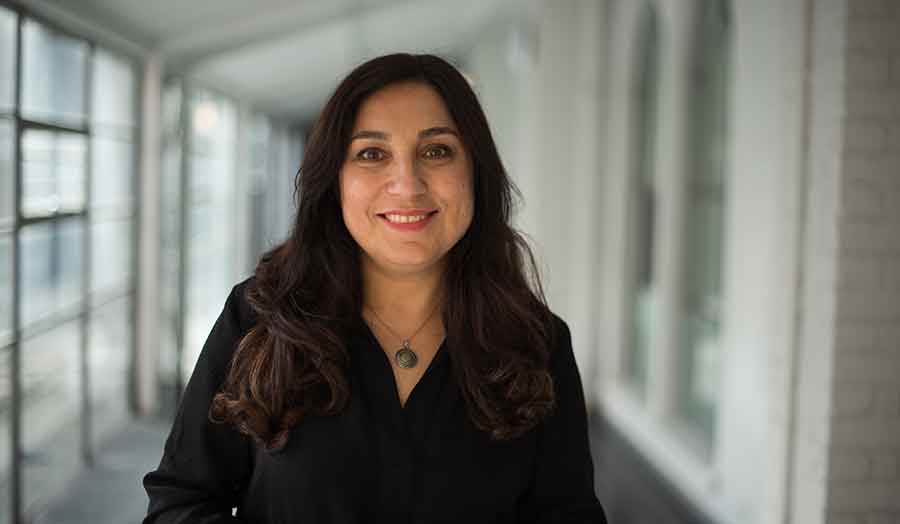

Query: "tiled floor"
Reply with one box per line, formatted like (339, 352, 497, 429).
(30, 414, 708, 524)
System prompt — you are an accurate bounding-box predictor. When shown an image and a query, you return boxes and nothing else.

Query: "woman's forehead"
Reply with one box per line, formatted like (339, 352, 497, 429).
(352, 82, 457, 134)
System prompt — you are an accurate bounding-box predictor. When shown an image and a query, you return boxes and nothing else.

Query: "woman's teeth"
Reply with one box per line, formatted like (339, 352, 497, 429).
(384, 214, 428, 223)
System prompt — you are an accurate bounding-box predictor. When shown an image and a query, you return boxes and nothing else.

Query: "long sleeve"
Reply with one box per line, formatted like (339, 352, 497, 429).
(519, 317, 607, 524)
(143, 282, 255, 524)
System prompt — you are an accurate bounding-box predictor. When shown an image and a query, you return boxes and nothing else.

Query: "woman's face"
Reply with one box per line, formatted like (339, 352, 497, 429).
(339, 81, 474, 277)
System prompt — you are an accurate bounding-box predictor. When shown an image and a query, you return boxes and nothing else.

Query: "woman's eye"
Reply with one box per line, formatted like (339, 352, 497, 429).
(423, 144, 452, 160)
(356, 148, 385, 161)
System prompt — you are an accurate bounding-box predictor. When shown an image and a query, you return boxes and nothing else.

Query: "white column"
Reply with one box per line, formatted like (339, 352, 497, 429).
(136, 53, 163, 415)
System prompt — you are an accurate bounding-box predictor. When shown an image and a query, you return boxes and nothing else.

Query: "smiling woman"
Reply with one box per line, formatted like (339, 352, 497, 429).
(341, 82, 474, 281)
(142, 53, 606, 524)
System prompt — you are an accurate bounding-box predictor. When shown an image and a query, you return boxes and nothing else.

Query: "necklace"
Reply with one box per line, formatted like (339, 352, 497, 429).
(365, 301, 440, 369)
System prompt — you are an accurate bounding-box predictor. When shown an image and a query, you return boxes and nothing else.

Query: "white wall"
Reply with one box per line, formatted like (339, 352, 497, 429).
(467, 1, 608, 395)
(722, 2, 809, 523)
(790, 1, 845, 522)
(825, 2, 900, 522)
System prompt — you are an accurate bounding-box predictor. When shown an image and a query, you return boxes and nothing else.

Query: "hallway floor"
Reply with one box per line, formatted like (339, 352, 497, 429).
(31, 417, 170, 524)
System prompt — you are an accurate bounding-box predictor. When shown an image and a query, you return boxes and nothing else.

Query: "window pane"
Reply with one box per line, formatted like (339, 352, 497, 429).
(91, 136, 134, 213)
(21, 320, 81, 521)
(0, 234, 10, 340)
(158, 82, 183, 399)
(22, 129, 87, 217)
(681, 0, 730, 435)
(184, 92, 236, 373)
(20, 218, 84, 328)
(89, 294, 132, 446)
(0, 8, 15, 113)
(22, 19, 88, 126)
(90, 218, 133, 297)
(0, 346, 10, 524)
(186, 204, 229, 375)
(91, 49, 136, 134)
(627, 5, 660, 397)
(0, 118, 13, 228)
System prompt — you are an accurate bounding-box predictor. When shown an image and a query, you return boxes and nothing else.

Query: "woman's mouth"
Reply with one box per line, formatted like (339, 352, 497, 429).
(377, 210, 438, 231)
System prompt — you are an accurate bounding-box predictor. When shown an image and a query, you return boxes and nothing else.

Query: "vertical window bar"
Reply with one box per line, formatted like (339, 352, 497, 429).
(80, 41, 95, 467)
(175, 83, 191, 403)
(10, 6, 22, 523)
(626, 3, 660, 399)
(129, 59, 141, 414)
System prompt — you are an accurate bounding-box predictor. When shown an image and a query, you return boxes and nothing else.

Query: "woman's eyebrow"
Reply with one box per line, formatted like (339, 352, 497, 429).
(418, 126, 458, 139)
(350, 130, 389, 141)
(349, 126, 459, 142)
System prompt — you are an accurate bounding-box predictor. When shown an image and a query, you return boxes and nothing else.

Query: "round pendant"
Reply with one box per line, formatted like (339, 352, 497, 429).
(395, 342, 419, 369)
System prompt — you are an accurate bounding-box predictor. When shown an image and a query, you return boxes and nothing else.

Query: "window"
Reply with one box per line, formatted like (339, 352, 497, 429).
(21, 320, 82, 514)
(158, 81, 184, 405)
(20, 129, 87, 217)
(89, 295, 133, 440)
(158, 82, 301, 409)
(0, 7, 15, 522)
(0, 9, 15, 113)
(0, 235, 10, 341)
(1, 10, 139, 522)
(88, 48, 138, 446)
(626, 3, 660, 398)
(21, 19, 88, 127)
(19, 219, 84, 328)
(680, 0, 731, 437)
(185, 90, 237, 375)
(0, 119, 12, 229)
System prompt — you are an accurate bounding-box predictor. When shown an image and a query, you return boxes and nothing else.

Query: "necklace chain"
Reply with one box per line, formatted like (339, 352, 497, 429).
(365, 301, 439, 346)
(365, 301, 441, 369)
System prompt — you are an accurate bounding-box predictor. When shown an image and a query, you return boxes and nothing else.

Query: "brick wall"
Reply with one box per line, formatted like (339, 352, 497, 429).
(828, 1, 900, 522)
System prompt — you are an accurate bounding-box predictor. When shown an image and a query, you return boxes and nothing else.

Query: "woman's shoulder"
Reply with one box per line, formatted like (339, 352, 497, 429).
(229, 275, 260, 334)
(547, 312, 570, 344)
(544, 311, 576, 376)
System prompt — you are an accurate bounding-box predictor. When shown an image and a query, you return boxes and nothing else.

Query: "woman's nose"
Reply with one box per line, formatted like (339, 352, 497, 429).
(386, 157, 426, 196)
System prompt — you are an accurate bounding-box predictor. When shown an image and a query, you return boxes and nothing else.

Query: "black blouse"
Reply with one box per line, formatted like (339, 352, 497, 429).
(142, 278, 606, 523)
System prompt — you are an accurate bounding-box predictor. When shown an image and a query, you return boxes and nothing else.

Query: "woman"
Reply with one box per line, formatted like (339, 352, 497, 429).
(143, 53, 606, 524)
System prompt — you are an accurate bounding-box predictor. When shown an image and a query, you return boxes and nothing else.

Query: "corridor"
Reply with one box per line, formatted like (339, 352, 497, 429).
(1, 1, 899, 523)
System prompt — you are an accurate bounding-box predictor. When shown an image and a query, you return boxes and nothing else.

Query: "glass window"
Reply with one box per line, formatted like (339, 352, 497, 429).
(0, 7, 15, 114)
(626, 4, 660, 397)
(0, 346, 10, 524)
(21, 320, 81, 520)
(249, 120, 300, 263)
(90, 136, 134, 213)
(0, 118, 12, 230)
(0, 234, 10, 340)
(21, 19, 88, 127)
(21, 129, 87, 218)
(158, 82, 183, 400)
(681, 0, 731, 436)
(183, 91, 237, 373)
(90, 218, 133, 298)
(89, 295, 132, 446)
(19, 218, 84, 328)
(91, 49, 136, 135)
(186, 203, 229, 375)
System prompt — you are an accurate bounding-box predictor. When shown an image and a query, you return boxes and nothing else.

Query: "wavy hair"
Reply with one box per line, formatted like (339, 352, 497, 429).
(210, 53, 556, 452)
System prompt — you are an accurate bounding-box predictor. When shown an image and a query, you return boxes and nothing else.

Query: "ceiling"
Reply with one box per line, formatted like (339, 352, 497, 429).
(26, 0, 524, 120)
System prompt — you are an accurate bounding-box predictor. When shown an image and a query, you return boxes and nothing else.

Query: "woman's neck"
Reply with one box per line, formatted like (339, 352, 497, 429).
(361, 256, 445, 331)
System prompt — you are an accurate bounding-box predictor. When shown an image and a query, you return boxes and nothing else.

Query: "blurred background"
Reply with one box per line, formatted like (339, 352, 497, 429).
(1, 0, 899, 523)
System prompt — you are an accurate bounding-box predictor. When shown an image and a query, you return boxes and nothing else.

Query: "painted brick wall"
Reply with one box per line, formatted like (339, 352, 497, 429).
(828, 1, 900, 523)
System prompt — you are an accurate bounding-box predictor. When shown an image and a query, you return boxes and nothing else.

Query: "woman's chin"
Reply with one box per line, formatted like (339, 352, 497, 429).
(370, 253, 445, 276)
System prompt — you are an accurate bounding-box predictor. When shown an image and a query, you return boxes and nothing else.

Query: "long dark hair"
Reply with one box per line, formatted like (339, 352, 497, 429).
(210, 53, 556, 452)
